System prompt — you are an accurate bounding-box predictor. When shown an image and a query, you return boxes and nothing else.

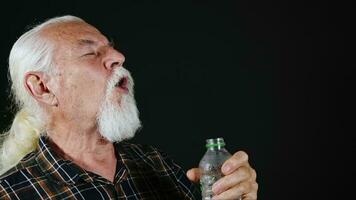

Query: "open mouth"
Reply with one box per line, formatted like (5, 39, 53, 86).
(115, 76, 129, 92)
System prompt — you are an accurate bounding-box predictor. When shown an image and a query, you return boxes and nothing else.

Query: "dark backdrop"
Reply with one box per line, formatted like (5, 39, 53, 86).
(0, 0, 352, 199)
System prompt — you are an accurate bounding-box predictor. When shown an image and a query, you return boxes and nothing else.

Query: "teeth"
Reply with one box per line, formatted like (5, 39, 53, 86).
(115, 79, 122, 87)
(115, 77, 127, 88)
(115, 81, 120, 87)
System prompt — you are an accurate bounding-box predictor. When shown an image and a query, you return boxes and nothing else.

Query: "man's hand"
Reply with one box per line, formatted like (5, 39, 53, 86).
(186, 151, 258, 200)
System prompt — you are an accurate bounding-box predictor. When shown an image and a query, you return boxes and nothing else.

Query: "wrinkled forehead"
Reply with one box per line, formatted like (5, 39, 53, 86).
(43, 21, 108, 44)
(41, 21, 109, 59)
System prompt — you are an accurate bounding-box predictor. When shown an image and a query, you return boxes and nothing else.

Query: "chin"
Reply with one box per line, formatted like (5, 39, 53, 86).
(97, 92, 141, 143)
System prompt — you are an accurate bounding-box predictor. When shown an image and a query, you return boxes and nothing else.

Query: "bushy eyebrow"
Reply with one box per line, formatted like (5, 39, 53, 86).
(76, 39, 112, 48)
(76, 39, 96, 48)
(108, 37, 115, 48)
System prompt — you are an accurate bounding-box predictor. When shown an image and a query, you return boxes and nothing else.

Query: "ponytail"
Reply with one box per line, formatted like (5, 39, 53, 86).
(1, 15, 85, 176)
(0, 108, 44, 175)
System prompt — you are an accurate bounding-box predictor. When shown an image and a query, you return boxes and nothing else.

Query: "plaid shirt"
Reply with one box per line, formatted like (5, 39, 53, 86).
(0, 136, 201, 200)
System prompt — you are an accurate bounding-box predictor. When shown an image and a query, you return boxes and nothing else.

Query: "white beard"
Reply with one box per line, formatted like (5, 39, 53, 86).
(97, 67, 141, 142)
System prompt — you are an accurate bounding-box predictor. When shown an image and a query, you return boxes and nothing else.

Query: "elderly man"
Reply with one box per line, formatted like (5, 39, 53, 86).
(0, 16, 258, 199)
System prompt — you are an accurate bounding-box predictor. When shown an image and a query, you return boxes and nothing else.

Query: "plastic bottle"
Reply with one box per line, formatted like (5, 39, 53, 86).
(199, 138, 232, 200)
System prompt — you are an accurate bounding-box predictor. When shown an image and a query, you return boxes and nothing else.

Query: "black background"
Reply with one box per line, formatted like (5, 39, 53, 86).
(0, 0, 352, 199)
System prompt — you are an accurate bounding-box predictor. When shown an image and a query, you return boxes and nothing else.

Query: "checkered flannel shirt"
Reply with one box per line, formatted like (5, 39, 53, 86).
(0, 136, 201, 199)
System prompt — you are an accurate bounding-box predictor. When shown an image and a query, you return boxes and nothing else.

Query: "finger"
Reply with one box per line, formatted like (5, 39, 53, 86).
(222, 151, 250, 175)
(212, 181, 252, 200)
(212, 166, 251, 195)
(252, 182, 258, 192)
(249, 168, 257, 182)
(186, 168, 200, 183)
(242, 192, 258, 200)
(242, 183, 258, 200)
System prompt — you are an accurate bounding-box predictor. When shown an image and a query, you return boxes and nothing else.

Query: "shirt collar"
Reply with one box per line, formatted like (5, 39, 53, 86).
(35, 136, 127, 185)
(35, 136, 86, 185)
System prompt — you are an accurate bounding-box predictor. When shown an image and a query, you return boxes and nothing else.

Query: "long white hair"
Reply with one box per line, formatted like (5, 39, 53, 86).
(0, 16, 84, 175)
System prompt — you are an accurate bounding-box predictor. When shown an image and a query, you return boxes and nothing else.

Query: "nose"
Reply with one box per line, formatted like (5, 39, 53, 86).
(103, 48, 125, 70)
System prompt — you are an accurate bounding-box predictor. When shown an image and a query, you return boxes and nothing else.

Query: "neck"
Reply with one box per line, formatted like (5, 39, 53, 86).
(46, 117, 117, 182)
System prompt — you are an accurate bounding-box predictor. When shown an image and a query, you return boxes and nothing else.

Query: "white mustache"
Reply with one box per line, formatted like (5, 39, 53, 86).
(107, 67, 134, 95)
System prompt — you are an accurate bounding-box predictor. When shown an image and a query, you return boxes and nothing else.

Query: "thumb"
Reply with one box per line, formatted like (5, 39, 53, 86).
(186, 168, 201, 183)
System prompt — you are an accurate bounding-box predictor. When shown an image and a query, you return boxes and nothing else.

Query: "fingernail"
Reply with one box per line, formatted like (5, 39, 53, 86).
(222, 163, 231, 173)
(186, 170, 192, 177)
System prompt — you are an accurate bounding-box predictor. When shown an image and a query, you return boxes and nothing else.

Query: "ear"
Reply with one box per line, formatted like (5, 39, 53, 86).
(24, 71, 58, 107)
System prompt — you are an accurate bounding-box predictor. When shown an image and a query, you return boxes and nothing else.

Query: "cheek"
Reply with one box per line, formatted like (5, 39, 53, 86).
(58, 73, 107, 111)
(76, 78, 106, 105)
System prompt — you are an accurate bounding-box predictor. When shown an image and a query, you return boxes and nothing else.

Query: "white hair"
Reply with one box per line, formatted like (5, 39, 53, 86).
(97, 67, 141, 142)
(0, 15, 85, 175)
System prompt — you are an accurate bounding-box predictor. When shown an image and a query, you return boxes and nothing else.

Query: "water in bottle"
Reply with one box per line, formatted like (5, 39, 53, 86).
(199, 138, 231, 200)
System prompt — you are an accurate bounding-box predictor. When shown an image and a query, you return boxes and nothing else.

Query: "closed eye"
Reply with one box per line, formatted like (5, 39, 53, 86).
(81, 52, 97, 57)
(84, 52, 95, 56)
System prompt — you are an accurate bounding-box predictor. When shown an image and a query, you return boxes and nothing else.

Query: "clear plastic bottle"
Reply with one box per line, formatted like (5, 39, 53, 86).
(199, 138, 232, 200)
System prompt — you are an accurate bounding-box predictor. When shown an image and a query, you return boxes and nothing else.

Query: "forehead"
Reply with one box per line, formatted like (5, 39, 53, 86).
(43, 21, 108, 50)
(42, 21, 109, 66)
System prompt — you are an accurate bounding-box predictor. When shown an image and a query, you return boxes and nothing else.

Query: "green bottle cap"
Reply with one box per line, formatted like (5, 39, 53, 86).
(205, 137, 225, 148)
